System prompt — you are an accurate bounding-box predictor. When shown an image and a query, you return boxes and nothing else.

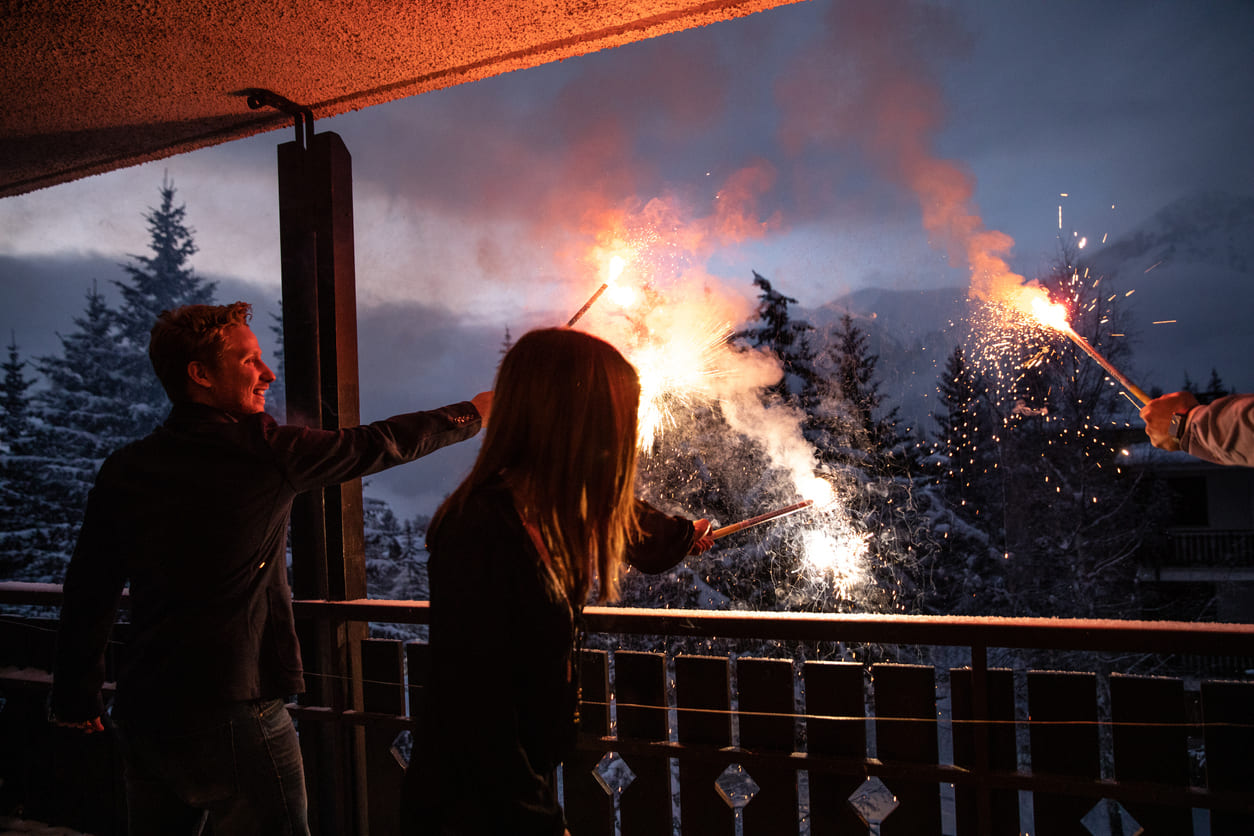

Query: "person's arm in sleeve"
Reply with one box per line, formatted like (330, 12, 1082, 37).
(1180, 394, 1254, 467)
(50, 481, 127, 731)
(265, 396, 489, 492)
(628, 499, 712, 574)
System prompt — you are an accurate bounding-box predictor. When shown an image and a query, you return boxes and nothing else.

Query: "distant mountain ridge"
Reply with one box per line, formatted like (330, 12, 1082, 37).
(1069, 190, 1254, 395)
(800, 287, 969, 435)
(1089, 191, 1254, 277)
(796, 191, 1254, 435)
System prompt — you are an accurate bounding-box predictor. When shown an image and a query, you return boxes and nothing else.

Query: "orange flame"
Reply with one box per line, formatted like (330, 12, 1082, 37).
(1027, 293, 1071, 333)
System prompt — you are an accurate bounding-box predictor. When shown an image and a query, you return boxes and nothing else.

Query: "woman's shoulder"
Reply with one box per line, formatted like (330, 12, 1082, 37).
(427, 481, 538, 599)
(428, 480, 519, 552)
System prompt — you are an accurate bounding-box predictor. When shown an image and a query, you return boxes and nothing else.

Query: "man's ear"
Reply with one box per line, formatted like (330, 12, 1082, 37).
(187, 360, 214, 391)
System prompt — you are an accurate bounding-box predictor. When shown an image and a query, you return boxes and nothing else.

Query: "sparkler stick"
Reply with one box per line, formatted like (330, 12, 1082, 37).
(1059, 327, 1150, 407)
(1027, 295, 1150, 406)
(567, 283, 608, 327)
(711, 500, 815, 540)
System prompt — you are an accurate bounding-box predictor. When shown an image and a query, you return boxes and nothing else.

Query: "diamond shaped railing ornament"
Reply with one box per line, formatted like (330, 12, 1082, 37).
(390, 729, 413, 769)
(715, 763, 759, 810)
(848, 776, 898, 828)
(592, 752, 636, 797)
(1081, 799, 1144, 836)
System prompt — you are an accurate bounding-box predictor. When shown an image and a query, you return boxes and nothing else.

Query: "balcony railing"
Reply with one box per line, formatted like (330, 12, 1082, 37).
(3, 582, 1254, 835)
(1170, 529, 1254, 567)
(1138, 529, 1254, 583)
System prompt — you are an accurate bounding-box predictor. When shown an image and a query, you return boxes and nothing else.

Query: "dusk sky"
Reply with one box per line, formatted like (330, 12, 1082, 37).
(2, 0, 1251, 513)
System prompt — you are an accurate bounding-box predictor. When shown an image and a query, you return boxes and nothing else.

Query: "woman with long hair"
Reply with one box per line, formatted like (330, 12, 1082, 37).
(401, 327, 711, 835)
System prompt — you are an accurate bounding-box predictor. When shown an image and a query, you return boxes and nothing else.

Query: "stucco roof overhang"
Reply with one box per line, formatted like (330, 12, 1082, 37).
(0, 0, 799, 199)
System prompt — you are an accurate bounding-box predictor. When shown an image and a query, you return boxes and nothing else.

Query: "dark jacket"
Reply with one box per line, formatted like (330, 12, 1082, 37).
(403, 478, 693, 836)
(51, 400, 482, 725)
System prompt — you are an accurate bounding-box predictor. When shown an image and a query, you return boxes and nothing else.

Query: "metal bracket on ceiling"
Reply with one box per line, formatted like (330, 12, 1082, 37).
(246, 89, 315, 149)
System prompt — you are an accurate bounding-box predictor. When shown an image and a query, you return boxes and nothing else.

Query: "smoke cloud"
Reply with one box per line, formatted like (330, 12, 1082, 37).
(773, 0, 1028, 304)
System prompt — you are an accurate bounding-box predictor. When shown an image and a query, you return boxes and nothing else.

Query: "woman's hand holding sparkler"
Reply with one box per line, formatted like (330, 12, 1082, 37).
(689, 519, 714, 554)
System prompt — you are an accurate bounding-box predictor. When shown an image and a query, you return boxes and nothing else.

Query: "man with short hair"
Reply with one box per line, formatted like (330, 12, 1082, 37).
(50, 301, 491, 836)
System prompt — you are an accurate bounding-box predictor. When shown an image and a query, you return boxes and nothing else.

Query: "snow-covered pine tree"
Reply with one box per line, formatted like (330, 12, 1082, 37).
(614, 273, 823, 626)
(4, 286, 135, 578)
(991, 245, 1161, 620)
(628, 271, 932, 627)
(931, 344, 997, 514)
(814, 312, 938, 614)
(1, 331, 34, 445)
(825, 313, 905, 457)
(362, 494, 432, 639)
(917, 344, 1011, 616)
(0, 333, 67, 580)
(733, 271, 816, 405)
(632, 399, 790, 614)
(35, 284, 135, 463)
(267, 300, 286, 422)
(114, 175, 216, 436)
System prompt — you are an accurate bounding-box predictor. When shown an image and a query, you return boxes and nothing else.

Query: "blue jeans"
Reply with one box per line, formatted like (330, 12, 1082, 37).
(116, 698, 309, 836)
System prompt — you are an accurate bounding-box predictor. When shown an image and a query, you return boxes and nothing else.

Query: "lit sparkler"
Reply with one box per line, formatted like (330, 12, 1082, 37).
(1025, 292, 1150, 406)
(631, 320, 732, 449)
(567, 254, 633, 327)
(568, 246, 734, 450)
(800, 528, 869, 599)
(568, 199, 877, 608)
(710, 475, 837, 540)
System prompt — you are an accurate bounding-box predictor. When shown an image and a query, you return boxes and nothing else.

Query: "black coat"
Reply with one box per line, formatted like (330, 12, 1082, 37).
(51, 400, 482, 725)
(403, 478, 693, 836)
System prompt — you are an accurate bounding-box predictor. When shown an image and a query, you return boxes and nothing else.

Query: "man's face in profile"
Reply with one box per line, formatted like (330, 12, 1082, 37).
(198, 324, 276, 416)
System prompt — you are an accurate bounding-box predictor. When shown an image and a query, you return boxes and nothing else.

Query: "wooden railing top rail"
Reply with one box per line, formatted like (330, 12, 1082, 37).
(0, 581, 69, 607)
(5, 581, 1253, 656)
(286, 598, 1254, 656)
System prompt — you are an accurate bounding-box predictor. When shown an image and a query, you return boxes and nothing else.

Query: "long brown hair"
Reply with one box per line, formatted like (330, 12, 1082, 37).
(432, 328, 641, 604)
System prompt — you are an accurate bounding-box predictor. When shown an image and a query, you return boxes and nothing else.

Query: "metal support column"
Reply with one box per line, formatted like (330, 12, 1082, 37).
(275, 111, 370, 836)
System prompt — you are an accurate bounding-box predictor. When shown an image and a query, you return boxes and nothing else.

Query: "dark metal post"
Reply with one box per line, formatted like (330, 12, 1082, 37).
(277, 128, 369, 836)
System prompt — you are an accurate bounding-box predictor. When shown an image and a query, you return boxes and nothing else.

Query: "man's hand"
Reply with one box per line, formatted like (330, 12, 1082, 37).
(689, 519, 714, 555)
(54, 715, 105, 734)
(471, 391, 493, 427)
(1140, 391, 1199, 451)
